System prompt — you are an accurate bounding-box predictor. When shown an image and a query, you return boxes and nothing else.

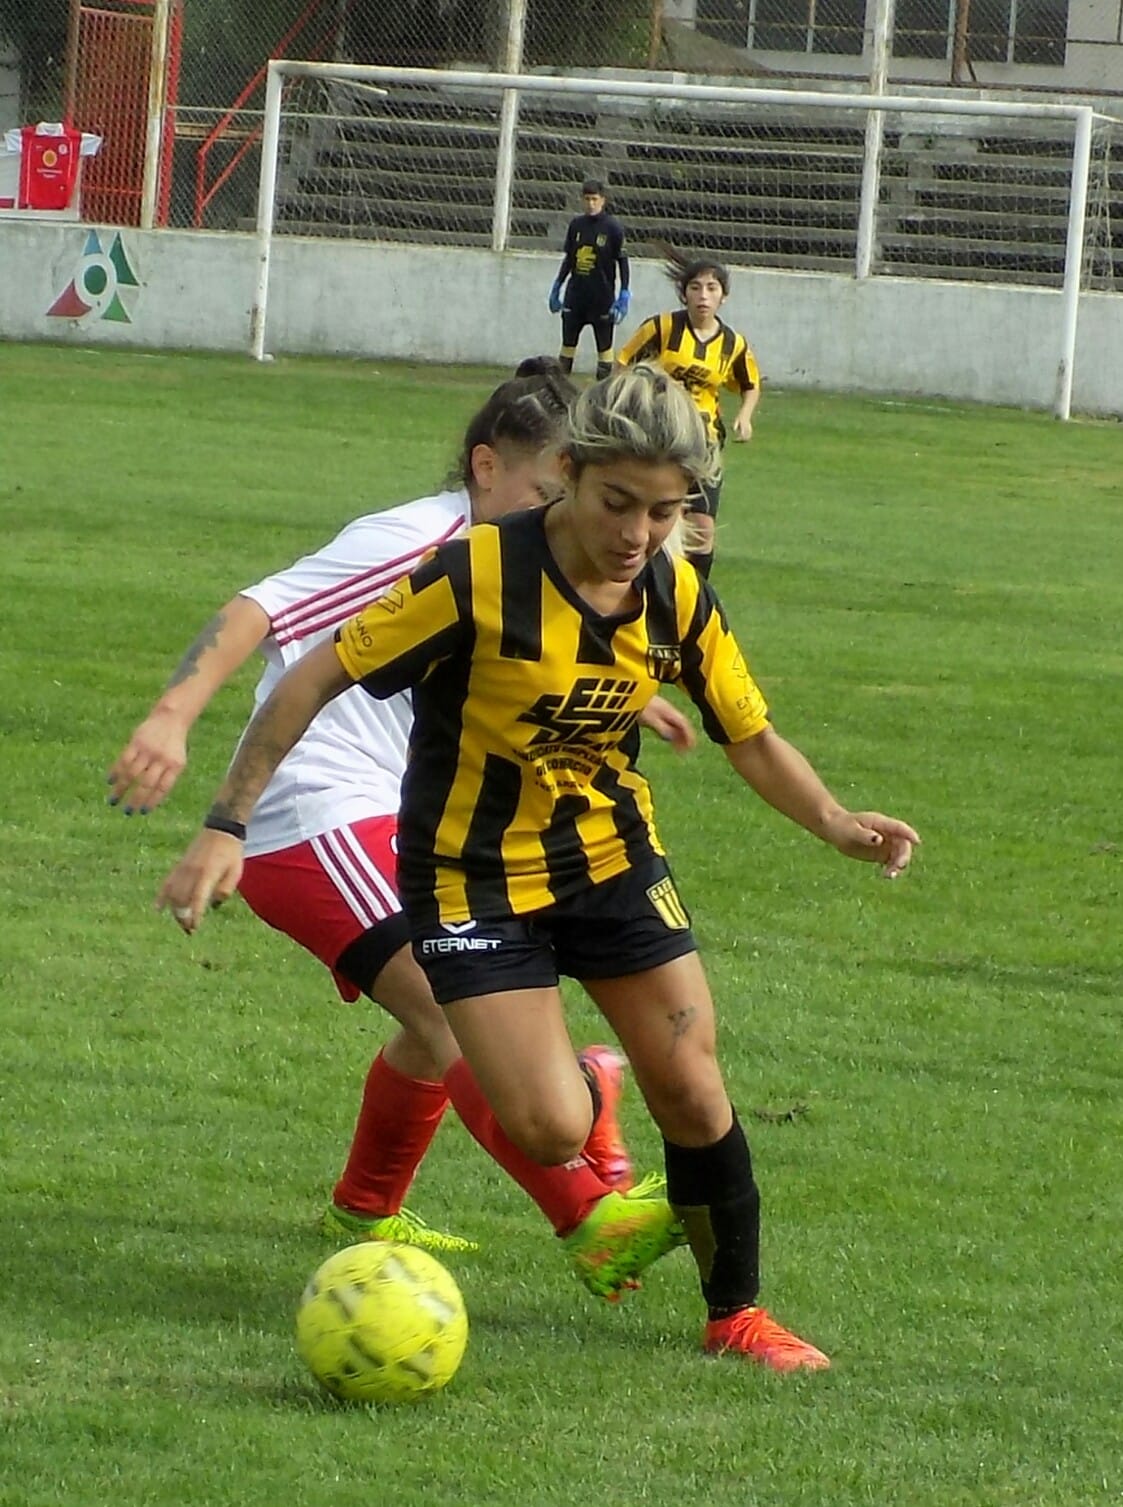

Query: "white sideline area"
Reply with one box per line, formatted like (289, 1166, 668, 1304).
(1, 219, 1120, 416)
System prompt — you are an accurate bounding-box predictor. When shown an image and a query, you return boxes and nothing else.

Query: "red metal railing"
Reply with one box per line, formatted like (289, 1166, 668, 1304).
(192, 0, 361, 229)
(66, 0, 181, 227)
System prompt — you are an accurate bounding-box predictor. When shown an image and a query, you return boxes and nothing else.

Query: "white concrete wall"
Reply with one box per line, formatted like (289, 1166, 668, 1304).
(0, 219, 1120, 415)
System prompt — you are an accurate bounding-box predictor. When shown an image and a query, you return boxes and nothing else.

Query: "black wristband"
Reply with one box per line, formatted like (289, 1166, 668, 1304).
(204, 813, 247, 842)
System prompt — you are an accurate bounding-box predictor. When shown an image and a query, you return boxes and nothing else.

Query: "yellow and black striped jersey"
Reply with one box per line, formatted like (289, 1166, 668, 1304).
(618, 310, 759, 445)
(335, 505, 769, 925)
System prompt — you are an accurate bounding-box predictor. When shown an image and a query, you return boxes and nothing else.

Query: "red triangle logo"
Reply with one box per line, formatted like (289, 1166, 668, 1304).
(47, 280, 92, 318)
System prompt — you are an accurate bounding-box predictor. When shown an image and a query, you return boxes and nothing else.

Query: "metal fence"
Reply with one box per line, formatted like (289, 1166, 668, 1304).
(1, 0, 1119, 256)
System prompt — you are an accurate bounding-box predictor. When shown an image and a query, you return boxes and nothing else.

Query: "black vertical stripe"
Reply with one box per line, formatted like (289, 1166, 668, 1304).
(395, 543, 476, 927)
(642, 551, 681, 660)
(399, 657, 473, 926)
(462, 753, 523, 918)
(720, 326, 737, 368)
(576, 615, 618, 665)
(541, 794, 592, 903)
(498, 519, 543, 661)
(678, 581, 730, 743)
(593, 754, 657, 870)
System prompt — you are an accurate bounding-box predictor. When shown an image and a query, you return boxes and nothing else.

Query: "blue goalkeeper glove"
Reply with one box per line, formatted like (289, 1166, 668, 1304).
(548, 280, 564, 315)
(610, 288, 631, 324)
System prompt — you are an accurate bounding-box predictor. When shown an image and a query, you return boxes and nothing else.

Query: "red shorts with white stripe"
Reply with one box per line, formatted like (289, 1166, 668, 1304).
(238, 816, 408, 1002)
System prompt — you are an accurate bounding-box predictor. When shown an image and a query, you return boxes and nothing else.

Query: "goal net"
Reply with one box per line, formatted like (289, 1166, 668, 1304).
(258, 63, 1118, 281)
(252, 61, 1122, 413)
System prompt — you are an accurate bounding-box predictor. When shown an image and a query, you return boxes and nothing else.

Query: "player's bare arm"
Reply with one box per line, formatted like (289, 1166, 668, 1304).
(107, 593, 270, 813)
(724, 726, 920, 878)
(638, 694, 696, 751)
(157, 640, 353, 932)
(732, 386, 760, 442)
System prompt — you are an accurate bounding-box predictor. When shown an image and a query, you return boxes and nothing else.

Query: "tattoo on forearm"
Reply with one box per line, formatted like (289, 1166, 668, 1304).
(213, 701, 304, 824)
(167, 612, 226, 688)
(667, 1005, 697, 1052)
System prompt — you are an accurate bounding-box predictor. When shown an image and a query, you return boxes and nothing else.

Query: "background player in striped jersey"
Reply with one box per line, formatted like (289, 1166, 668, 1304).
(548, 178, 631, 381)
(617, 248, 760, 578)
(158, 365, 920, 1372)
(108, 364, 691, 1298)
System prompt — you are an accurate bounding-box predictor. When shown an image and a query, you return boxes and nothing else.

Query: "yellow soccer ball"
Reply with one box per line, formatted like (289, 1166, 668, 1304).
(296, 1242, 468, 1404)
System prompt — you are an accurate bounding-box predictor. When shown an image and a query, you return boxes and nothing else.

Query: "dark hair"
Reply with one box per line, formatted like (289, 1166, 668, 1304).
(659, 241, 731, 298)
(513, 355, 568, 381)
(582, 178, 606, 196)
(449, 362, 577, 490)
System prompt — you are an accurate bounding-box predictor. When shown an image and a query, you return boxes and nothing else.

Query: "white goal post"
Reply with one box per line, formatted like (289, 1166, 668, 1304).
(252, 59, 1106, 420)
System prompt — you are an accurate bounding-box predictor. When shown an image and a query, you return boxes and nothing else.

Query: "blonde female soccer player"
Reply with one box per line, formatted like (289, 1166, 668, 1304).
(111, 364, 690, 1299)
(617, 250, 759, 577)
(158, 366, 919, 1371)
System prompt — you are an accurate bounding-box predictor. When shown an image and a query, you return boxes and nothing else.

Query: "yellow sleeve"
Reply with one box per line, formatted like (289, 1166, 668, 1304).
(618, 316, 662, 367)
(673, 563, 770, 743)
(335, 547, 465, 698)
(725, 336, 760, 394)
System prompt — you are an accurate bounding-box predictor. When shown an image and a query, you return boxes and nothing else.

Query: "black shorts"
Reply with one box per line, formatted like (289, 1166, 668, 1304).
(561, 307, 615, 354)
(687, 477, 723, 521)
(687, 449, 724, 520)
(411, 859, 697, 1005)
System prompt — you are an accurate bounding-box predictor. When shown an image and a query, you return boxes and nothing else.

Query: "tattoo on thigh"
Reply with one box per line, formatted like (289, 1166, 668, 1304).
(667, 1004, 697, 1051)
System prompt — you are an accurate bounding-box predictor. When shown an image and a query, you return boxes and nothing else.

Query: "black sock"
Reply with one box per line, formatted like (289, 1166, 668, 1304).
(559, 355, 574, 374)
(595, 359, 612, 380)
(664, 1112, 760, 1314)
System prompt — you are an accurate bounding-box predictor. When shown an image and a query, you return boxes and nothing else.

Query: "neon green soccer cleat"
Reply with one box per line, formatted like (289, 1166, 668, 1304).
(320, 1202, 480, 1255)
(564, 1183, 686, 1300)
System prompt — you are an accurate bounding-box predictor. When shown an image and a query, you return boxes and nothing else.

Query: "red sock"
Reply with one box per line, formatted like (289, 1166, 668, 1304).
(444, 1056, 609, 1236)
(332, 1050, 450, 1216)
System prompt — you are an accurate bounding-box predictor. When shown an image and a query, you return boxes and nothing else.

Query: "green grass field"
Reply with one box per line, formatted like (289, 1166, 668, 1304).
(1, 341, 1121, 1507)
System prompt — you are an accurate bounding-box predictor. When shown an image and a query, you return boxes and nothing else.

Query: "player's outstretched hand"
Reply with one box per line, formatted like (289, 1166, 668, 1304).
(156, 830, 245, 934)
(732, 415, 753, 443)
(107, 708, 189, 814)
(638, 694, 696, 752)
(822, 810, 920, 879)
(610, 289, 631, 324)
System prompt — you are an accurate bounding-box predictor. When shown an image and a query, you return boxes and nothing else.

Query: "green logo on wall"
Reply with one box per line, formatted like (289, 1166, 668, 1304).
(47, 231, 140, 323)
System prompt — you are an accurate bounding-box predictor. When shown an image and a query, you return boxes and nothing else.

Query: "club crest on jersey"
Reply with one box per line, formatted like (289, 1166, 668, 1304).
(646, 645, 681, 683)
(646, 876, 690, 931)
(518, 676, 638, 748)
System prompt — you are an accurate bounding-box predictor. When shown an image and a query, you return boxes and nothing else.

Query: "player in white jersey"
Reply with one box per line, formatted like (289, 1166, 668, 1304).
(108, 365, 692, 1298)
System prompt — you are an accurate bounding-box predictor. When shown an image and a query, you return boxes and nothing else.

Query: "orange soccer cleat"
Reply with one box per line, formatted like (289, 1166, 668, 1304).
(703, 1306, 831, 1372)
(578, 1045, 634, 1191)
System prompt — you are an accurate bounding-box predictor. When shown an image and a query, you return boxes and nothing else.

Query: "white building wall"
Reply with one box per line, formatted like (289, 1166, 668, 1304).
(0, 220, 1120, 415)
(666, 0, 1123, 91)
